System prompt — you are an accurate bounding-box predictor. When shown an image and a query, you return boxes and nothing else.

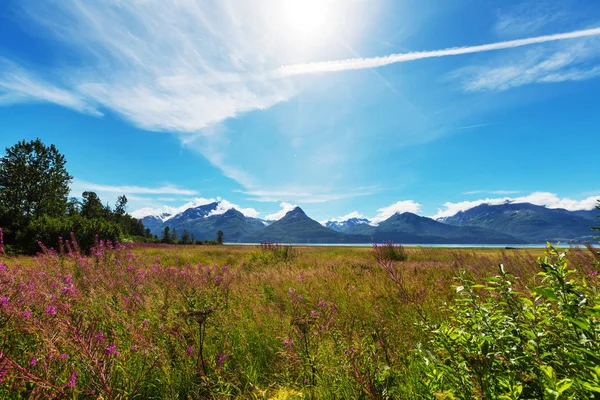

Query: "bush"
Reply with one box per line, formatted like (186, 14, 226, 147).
(414, 244, 600, 399)
(17, 214, 122, 253)
(373, 241, 408, 262)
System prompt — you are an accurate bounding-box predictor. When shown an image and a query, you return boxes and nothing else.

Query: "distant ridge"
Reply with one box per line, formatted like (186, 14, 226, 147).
(137, 201, 598, 244)
(241, 207, 370, 244)
(439, 202, 597, 243)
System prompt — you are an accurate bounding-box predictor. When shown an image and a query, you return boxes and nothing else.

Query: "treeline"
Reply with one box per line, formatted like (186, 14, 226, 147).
(0, 139, 149, 253)
(158, 226, 224, 245)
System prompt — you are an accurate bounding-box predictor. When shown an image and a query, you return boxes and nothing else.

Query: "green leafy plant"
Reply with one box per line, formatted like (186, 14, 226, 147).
(415, 244, 600, 399)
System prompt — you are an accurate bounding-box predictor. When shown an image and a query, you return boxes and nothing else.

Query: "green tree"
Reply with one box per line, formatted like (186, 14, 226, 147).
(180, 229, 191, 244)
(0, 139, 72, 243)
(162, 226, 171, 244)
(115, 195, 127, 218)
(81, 191, 104, 219)
(172, 228, 178, 243)
(216, 230, 224, 245)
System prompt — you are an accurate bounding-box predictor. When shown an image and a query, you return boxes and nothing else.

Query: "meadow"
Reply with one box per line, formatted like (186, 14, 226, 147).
(0, 238, 599, 399)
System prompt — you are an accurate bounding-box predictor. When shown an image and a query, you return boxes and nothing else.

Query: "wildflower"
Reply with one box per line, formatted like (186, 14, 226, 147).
(126, 265, 134, 271)
(311, 310, 319, 317)
(344, 349, 356, 356)
(0, 297, 8, 305)
(104, 344, 119, 356)
(59, 353, 68, 359)
(318, 300, 327, 308)
(0, 264, 6, 272)
(142, 319, 149, 325)
(215, 275, 222, 284)
(589, 270, 599, 278)
(186, 346, 193, 356)
(216, 353, 227, 369)
(22, 310, 32, 318)
(45, 306, 56, 315)
(30, 358, 38, 366)
(283, 338, 294, 349)
(66, 372, 78, 388)
(297, 274, 304, 280)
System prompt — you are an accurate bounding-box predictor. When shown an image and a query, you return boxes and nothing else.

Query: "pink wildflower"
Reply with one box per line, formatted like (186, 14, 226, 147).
(59, 353, 68, 359)
(45, 306, 57, 315)
(186, 346, 193, 356)
(66, 372, 78, 388)
(30, 358, 38, 366)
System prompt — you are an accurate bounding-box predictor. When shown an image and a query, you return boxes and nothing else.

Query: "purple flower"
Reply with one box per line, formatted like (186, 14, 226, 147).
(0, 297, 9, 305)
(283, 338, 294, 349)
(0, 264, 7, 272)
(30, 358, 38, 366)
(311, 310, 319, 317)
(297, 274, 304, 280)
(186, 346, 193, 356)
(66, 372, 78, 388)
(22, 310, 32, 318)
(95, 332, 105, 342)
(142, 319, 149, 325)
(59, 353, 68, 359)
(216, 353, 227, 369)
(45, 306, 57, 315)
(589, 270, 599, 278)
(104, 344, 119, 356)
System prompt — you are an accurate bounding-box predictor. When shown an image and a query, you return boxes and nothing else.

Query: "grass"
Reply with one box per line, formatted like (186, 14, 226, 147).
(0, 242, 597, 398)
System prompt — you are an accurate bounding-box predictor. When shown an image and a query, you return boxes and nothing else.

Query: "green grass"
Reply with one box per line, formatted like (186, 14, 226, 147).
(0, 243, 597, 398)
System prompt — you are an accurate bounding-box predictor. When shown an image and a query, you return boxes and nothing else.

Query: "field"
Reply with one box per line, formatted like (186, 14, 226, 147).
(1, 242, 599, 399)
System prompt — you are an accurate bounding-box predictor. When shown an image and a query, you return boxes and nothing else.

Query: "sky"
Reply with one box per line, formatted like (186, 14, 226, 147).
(1, 0, 599, 223)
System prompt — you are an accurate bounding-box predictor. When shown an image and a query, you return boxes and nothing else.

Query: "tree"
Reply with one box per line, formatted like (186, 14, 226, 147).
(0, 139, 72, 239)
(81, 191, 104, 219)
(171, 228, 178, 243)
(180, 229, 191, 245)
(162, 226, 171, 244)
(216, 230, 224, 245)
(115, 195, 127, 217)
(144, 228, 152, 239)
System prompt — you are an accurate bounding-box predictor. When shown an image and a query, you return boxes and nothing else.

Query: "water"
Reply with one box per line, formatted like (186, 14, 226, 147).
(229, 243, 558, 249)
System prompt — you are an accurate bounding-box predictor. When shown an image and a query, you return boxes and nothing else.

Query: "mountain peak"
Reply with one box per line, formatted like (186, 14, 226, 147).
(286, 206, 307, 217)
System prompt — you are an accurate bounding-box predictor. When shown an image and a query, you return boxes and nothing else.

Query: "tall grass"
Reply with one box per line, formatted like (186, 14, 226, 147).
(0, 236, 598, 398)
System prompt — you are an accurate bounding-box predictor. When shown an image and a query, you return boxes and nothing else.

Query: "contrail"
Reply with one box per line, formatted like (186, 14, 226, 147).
(274, 27, 600, 77)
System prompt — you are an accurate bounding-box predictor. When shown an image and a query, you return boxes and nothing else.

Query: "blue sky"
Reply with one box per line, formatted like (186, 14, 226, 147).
(1, 0, 599, 223)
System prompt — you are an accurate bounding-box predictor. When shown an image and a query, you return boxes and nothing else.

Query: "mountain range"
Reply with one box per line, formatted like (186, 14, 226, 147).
(138, 200, 599, 244)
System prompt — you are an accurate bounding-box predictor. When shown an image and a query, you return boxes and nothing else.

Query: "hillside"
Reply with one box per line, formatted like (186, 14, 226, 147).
(440, 203, 597, 243)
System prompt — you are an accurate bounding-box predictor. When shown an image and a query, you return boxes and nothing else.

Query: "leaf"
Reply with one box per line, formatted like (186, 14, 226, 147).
(534, 287, 558, 301)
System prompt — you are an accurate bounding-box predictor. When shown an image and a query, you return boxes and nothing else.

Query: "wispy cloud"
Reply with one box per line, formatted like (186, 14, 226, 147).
(433, 192, 599, 219)
(241, 186, 380, 203)
(451, 38, 600, 92)
(72, 180, 198, 196)
(275, 27, 600, 77)
(494, 0, 566, 38)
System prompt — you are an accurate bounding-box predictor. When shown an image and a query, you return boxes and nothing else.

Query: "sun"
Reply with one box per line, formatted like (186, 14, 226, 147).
(279, 0, 331, 37)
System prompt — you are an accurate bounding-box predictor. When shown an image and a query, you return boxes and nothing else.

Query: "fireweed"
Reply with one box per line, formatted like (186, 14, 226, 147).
(0, 232, 598, 398)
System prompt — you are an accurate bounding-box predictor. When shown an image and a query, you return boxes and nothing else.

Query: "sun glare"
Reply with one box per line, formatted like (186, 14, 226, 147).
(280, 0, 331, 37)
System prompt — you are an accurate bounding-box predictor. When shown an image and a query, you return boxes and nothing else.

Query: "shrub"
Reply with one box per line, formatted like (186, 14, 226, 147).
(414, 244, 600, 399)
(16, 214, 122, 253)
(373, 241, 408, 262)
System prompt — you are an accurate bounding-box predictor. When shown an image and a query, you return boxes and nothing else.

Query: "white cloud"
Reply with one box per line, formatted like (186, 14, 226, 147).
(3, 1, 295, 134)
(241, 186, 380, 203)
(451, 39, 600, 92)
(130, 197, 258, 219)
(493, 1, 566, 38)
(0, 59, 100, 116)
(207, 199, 259, 218)
(432, 192, 600, 219)
(371, 200, 422, 224)
(321, 211, 366, 224)
(275, 27, 600, 77)
(265, 202, 297, 221)
(72, 180, 198, 196)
